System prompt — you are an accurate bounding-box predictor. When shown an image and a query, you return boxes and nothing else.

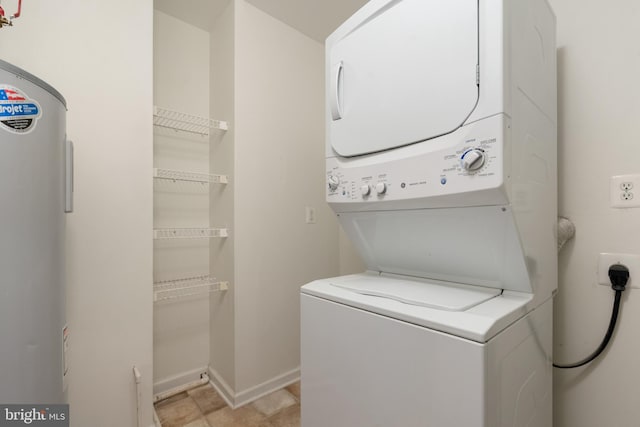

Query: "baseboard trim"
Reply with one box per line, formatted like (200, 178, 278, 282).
(153, 366, 208, 396)
(234, 368, 300, 408)
(208, 366, 300, 409)
(152, 408, 161, 427)
(207, 366, 236, 409)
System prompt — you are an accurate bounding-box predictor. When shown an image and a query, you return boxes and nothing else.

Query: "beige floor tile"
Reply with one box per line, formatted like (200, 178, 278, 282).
(183, 417, 211, 427)
(188, 384, 228, 415)
(284, 382, 300, 401)
(155, 395, 202, 427)
(267, 404, 300, 427)
(251, 389, 297, 417)
(205, 406, 272, 427)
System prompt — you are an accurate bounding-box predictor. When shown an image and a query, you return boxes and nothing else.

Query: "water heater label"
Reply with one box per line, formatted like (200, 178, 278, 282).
(0, 85, 41, 134)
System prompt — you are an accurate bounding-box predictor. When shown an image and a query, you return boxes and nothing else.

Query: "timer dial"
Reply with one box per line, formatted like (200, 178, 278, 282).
(460, 149, 486, 172)
(328, 175, 340, 191)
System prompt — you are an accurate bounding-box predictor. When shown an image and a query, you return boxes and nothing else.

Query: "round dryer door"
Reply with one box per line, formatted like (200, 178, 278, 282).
(327, 0, 479, 157)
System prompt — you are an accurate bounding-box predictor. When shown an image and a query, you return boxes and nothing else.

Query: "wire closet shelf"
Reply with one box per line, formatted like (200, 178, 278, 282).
(154, 275, 229, 302)
(153, 168, 228, 184)
(153, 106, 228, 135)
(153, 228, 228, 239)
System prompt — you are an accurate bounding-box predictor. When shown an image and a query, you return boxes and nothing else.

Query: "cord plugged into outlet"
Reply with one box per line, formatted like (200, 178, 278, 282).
(609, 264, 630, 291)
(598, 253, 640, 288)
(553, 264, 629, 369)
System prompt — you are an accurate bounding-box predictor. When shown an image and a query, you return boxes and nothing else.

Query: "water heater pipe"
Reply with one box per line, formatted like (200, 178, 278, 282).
(10, 0, 20, 20)
(0, 0, 21, 27)
(0, 5, 7, 27)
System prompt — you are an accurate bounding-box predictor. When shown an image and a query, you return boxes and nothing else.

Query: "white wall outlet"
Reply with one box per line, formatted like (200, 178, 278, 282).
(305, 206, 316, 224)
(610, 174, 640, 208)
(598, 252, 640, 289)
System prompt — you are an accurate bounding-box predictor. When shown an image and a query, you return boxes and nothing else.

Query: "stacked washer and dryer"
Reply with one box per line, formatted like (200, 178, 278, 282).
(301, 0, 557, 426)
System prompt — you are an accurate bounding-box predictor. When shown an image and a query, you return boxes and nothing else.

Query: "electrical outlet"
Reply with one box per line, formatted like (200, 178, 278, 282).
(598, 252, 640, 289)
(620, 182, 633, 191)
(610, 174, 640, 208)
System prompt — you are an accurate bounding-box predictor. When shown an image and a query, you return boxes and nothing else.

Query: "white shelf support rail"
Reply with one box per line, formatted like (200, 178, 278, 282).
(153, 106, 228, 135)
(153, 168, 228, 184)
(153, 276, 229, 302)
(153, 227, 228, 240)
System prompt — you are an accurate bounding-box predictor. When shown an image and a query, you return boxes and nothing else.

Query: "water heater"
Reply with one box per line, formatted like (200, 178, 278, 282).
(0, 59, 73, 404)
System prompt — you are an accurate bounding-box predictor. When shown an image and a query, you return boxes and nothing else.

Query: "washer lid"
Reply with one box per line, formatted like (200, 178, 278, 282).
(337, 206, 532, 294)
(302, 273, 534, 342)
(327, 0, 479, 157)
(331, 275, 500, 312)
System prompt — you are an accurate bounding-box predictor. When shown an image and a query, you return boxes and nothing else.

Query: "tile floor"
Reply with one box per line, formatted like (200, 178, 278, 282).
(155, 382, 301, 427)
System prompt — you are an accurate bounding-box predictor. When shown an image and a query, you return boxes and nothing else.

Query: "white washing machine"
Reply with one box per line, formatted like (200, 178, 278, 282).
(301, 0, 557, 426)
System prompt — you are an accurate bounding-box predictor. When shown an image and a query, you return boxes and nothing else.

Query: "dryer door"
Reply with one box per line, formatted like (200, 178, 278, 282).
(327, 0, 479, 157)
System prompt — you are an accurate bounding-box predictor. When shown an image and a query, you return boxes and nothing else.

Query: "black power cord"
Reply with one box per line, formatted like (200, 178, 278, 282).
(553, 264, 629, 369)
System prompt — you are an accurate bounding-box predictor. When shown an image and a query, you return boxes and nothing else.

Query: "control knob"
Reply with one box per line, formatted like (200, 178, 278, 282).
(375, 182, 387, 195)
(460, 148, 486, 172)
(328, 175, 340, 191)
(361, 184, 371, 197)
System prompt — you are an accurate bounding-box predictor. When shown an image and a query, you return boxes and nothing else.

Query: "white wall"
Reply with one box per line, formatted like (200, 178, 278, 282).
(210, 0, 237, 393)
(208, 1, 344, 401)
(550, 0, 640, 426)
(233, 0, 340, 395)
(153, 10, 212, 392)
(0, 1, 154, 427)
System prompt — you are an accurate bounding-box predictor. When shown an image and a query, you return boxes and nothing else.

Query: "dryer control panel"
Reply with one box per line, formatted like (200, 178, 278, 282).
(326, 115, 508, 210)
